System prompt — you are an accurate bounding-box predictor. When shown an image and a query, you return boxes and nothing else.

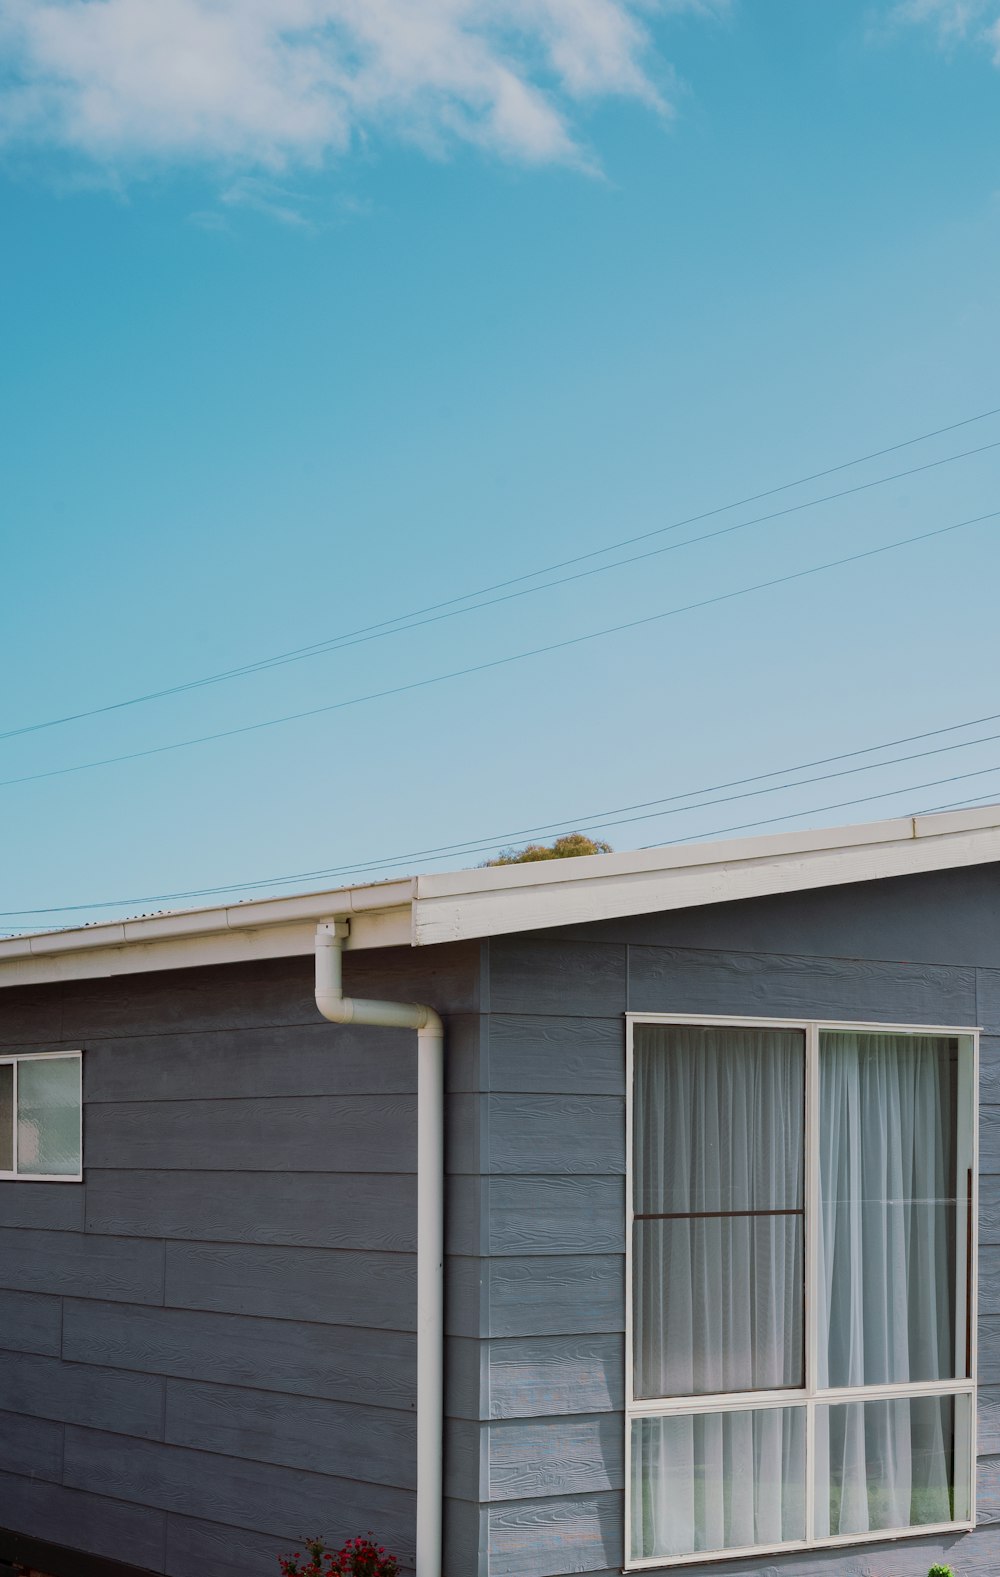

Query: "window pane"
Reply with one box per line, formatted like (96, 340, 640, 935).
(631, 1406, 806, 1561)
(815, 1393, 969, 1537)
(634, 1215, 803, 1397)
(17, 1058, 81, 1176)
(818, 1032, 958, 1386)
(0, 1065, 11, 1172)
(633, 1024, 804, 1399)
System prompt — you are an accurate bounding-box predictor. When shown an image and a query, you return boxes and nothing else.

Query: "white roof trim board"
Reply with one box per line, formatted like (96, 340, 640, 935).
(3, 804, 1000, 988)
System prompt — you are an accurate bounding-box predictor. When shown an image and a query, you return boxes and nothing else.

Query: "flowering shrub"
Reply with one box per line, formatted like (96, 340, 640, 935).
(279, 1535, 399, 1577)
(928, 1567, 955, 1577)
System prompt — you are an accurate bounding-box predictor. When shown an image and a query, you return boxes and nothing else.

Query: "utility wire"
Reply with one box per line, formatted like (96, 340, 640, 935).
(0, 505, 994, 798)
(4, 413, 1000, 743)
(648, 761, 1000, 850)
(6, 704, 1000, 919)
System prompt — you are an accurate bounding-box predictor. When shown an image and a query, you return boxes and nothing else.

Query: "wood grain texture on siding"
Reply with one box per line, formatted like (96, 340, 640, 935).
(85, 1023, 416, 1104)
(487, 1412, 623, 1500)
(447, 1176, 624, 1258)
(977, 970, 1000, 1034)
(487, 1489, 622, 1577)
(489, 939, 627, 1018)
(981, 1108, 1000, 1181)
(0, 1180, 85, 1232)
(86, 1169, 416, 1252)
(0, 1288, 62, 1357)
(63, 1300, 415, 1410)
(485, 1334, 624, 1421)
(977, 1451, 1000, 1523)
(0, 1468, 168, 1572)
(448, 1256, 623, 1339)
(165, 1379, 416, 1488)
(0, 1227, 164, 1304)
(0, 1408, 63, 1480)
(980, 1035, 1000, 1108)
(164, 1242, 415, 1327)
(485, 1015, 624, 1096)
(980, 1385, 1000, 1455)
(62, 1427, 416, 1561)
(87, 1095, 416, 1173)
(484, 1095, 624, 1176)
(628, 944, 978, 1024)
(0, 1350, 164, 1438)
(981, 1317, 1000, 1384)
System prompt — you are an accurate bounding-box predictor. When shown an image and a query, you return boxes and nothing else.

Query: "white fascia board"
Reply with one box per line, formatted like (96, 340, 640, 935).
(0, 886, 413, 988)
(411, 809, 1000, 945)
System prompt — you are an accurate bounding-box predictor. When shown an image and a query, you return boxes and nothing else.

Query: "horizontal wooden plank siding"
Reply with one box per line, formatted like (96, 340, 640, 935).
(0, 946, 482, 1577)
(86, 1169, 416, 1251)
(474, 898, 1000, 1576)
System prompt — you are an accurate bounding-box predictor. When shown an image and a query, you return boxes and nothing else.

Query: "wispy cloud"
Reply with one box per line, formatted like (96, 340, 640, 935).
(890, 0, 1000, 58)
(0, 0, 725, 178)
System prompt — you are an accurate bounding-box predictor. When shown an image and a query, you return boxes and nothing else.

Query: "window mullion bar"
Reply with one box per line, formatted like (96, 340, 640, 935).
(805, 1022, 820, 1543)
(11, 1057, 16, 1179)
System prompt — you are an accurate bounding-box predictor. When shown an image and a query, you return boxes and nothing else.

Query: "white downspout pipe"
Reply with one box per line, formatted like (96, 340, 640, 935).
(314, 919, 444, 1577)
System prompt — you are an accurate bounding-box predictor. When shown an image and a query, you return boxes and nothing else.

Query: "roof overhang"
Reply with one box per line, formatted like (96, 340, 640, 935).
(3, 804, 1000, 989)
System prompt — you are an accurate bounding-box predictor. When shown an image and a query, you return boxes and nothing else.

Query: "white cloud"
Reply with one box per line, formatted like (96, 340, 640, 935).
(0, 0, 722, 175)
(891, 0, 1000, 59)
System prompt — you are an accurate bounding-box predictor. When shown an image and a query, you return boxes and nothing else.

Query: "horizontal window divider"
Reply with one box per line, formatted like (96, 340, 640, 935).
(624, 1518, 977, 1572)
(628, 1389, 808, 1417)
(634, 1207, 802, 1221)
(628, 1379, 975, 1417)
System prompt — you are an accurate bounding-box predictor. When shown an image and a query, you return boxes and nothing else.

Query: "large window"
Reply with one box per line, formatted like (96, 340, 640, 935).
(0, 1052, 82, 1181)
(626, 1016, 977, 1568)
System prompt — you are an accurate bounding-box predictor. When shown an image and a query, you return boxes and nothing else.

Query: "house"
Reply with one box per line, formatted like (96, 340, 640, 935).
(1, 803, 999, 1577)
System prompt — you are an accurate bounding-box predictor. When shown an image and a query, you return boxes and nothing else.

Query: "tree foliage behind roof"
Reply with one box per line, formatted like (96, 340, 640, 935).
(483, 832, 612, 866)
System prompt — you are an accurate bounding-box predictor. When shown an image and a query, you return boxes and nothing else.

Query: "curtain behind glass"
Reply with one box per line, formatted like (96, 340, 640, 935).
(632, 1024, 805, 1557)
(816, 1033, 957, 1536)
(633, 1023, 805, 1399)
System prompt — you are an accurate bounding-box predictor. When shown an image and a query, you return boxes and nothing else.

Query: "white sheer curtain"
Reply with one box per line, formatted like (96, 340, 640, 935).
(815, 1032, 956, 1536)
(631, 1025, 805, 1559)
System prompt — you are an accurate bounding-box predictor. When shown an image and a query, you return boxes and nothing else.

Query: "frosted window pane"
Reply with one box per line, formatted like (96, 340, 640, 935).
(0, 1066, 11, 1172)
(631, 1405, 806, 1561)
(17, 1058, 81, 1176)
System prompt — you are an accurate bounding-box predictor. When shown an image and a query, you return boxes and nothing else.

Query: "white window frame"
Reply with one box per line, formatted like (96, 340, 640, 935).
(624, 1013, 979, 1571)
(0, 1050, 83, 1183)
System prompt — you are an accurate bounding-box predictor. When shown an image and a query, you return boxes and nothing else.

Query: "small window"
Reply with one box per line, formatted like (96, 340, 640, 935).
(0, 1053, 82, 1182)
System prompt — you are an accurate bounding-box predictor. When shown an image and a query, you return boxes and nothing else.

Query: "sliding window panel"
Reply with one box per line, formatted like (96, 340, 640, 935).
(814, 1392, 970, 1538)
(630, 1405, 806, 1562)
(16, 1057, 81, 1177)
(633, 1024, 805, 1399)
(818, 1032, 959, 1387)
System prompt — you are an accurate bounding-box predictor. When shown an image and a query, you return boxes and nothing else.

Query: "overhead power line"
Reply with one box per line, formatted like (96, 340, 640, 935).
(0, 505, 994, 798)
(5, 703, 1000, 920)
(3, 410, 1000, 744)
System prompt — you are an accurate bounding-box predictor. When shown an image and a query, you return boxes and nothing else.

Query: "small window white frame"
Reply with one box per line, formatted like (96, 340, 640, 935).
(624, 1013, 979, 1571)
(0, 1050, 83, 1183)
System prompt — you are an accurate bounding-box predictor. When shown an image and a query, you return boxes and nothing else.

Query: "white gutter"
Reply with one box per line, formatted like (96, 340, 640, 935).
(314, 919, 444, 1577)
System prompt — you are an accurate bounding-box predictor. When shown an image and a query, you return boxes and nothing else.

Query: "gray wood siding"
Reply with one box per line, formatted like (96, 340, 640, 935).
(471, 882, 1000, 1577)
(0, 946, 480, 1577)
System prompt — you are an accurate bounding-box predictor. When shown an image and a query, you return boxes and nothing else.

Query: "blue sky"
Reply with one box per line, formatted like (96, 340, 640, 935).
(2, 0, 1000, 929)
